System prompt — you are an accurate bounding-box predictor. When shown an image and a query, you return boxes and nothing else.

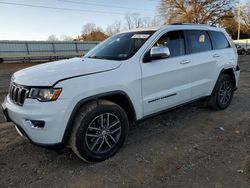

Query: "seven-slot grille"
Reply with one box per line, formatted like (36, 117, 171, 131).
(9, 83, 29, 106)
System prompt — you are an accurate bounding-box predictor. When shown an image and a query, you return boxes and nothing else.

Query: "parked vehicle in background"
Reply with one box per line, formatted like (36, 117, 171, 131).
(235, 44, 247, 55)
(2, 24, 240, 162)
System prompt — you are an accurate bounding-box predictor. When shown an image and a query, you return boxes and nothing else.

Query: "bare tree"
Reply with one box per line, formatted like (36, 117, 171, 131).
(240, 2, 250, 34)
(159, 0, 236, 24)
(60, 34, 74, 41)
(125, 13, 143, 29)
(47, 35, 59, 41)
(81, 23, 97, 35)
(220, 1, 250, 38)
(218, 11, 238, 39)
(144, 16, 165, 27)
(106, 21, 122, 36)
(124, 13, 164, 30)
(125, 13, 133, 29)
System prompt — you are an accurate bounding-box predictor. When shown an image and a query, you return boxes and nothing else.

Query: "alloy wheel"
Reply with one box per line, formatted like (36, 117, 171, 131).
(218, 80, 233, 105)
(85, 113, 122, 154)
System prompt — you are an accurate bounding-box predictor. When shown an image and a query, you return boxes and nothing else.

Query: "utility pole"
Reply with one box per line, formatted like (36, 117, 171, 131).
(237, 5, 241, 40)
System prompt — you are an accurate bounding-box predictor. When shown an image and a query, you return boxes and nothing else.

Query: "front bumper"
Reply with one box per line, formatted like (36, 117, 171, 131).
(2, 95, 72, 145)
(1, 102, 11, 122)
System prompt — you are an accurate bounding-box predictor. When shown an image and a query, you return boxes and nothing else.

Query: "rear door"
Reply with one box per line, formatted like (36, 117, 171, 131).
(209, 30, 235, 67)
(184, 30, 217, 99)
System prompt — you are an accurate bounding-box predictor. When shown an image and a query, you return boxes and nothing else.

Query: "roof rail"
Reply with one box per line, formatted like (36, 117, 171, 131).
(170, 23, 217, 27)
(170, 23, 184, 25)
(170, 23, 201, 25)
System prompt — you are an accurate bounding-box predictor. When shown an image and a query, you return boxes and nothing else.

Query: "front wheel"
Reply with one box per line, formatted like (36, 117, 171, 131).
(70, 100, 129, 162)
(208, 74, 234, 110)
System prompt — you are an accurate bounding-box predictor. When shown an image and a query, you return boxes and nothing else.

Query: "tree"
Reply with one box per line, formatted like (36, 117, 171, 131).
(81, 23, 97, 35)
(218, 11, 238, 39)
(123, 13, 164, 30)
(148, 16, 165, 27)
(60, 35, 74, 41)
(239, 2, 250, 35)
(159, 0, 236, 24)
(106, 21, 122, 36)
(125, 13, 143, 29)
(105, 14, 165, 37)
(219, 2, 250, 39)
(47, 35, 59, 41)
(78, 23, 107, 41)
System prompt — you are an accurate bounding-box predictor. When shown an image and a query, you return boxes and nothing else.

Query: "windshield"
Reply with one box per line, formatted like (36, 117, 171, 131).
(85, 31, 155, 61)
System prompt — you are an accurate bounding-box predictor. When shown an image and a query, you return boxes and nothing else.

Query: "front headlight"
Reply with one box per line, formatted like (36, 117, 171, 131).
(29, 88, 62, 102)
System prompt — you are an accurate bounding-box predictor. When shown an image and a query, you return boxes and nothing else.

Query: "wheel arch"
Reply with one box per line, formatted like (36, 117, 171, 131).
(210, 67, 237, 97)
(61, 90, 136, 145)
(219, 67, 236, 88)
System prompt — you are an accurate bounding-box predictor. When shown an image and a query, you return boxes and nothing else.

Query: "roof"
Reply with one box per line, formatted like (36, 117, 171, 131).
(119, 23, 224, 34)
(120, 27, 159, 34)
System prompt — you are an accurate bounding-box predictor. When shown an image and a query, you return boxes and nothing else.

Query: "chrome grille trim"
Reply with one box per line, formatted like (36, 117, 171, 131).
(17, 88, 22, 104)
(9, 83, 29, 106)
(13, 87, 17, 102)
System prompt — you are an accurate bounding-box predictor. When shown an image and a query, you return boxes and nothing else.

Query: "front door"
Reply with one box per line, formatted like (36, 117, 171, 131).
(141, 30, 193, 116)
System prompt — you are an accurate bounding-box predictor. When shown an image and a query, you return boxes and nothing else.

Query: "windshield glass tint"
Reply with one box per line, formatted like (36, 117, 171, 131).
(85, 31, 155, 61)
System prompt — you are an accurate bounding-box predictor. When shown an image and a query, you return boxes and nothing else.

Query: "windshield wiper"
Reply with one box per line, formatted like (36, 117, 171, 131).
(87, 55, 125, 61)
(88, 55, 107, 60)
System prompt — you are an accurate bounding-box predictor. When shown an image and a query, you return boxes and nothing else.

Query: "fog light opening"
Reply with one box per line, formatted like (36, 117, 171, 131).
(26, 120, 45, 129)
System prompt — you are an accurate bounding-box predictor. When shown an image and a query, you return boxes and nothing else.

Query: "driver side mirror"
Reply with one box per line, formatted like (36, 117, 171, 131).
(143, 46, 170, 63)
(150, 46, 170, 59)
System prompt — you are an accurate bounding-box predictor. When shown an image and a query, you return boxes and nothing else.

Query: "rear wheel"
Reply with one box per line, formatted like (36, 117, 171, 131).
(70, 100, 129, 162)
(208, 74, 234, 110)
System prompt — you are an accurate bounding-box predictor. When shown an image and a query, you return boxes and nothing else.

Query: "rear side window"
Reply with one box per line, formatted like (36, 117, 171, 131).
(209, 31, 230, 49)
(186, 30, 212, 54)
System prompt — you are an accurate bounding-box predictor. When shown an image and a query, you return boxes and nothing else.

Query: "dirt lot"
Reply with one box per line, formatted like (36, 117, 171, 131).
(0, 57, 250, 188)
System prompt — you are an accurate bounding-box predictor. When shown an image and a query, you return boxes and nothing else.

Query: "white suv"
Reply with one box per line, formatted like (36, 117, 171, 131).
(2, 24, 240, 162)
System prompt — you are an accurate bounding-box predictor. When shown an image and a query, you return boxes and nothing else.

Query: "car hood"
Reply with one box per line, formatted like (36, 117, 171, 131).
(12, 57, 121, 86)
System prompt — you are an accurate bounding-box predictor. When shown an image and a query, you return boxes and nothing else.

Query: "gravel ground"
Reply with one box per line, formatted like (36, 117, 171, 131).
(0, 57, 250, 188)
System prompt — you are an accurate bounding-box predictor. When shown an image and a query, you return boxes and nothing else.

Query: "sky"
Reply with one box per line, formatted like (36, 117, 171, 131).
(0, 0, 159, 41)
(0, 0, 247, 41)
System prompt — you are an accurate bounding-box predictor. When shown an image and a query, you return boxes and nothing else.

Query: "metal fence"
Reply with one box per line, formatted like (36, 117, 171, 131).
(0, 40, 99, 63)
(233, 39, 250, 50)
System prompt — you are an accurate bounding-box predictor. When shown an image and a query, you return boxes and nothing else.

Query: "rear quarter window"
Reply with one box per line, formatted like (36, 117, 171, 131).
(209, 31, 231, 50)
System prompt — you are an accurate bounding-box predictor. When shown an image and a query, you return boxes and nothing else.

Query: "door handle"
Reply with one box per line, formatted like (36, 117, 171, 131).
(180, 60, 190, 64)
(213, 54, 220, 58)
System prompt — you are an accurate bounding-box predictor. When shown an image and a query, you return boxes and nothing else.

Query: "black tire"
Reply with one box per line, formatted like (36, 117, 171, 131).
(70, 100, 129, 162)
(208, 74, 234, 110)
(0, 58, 3, 63)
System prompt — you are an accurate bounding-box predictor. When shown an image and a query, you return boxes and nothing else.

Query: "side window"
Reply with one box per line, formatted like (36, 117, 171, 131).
(209, 31, 230, 50)
(186, 30, 212, 54)
(154, 30, 185, 57)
